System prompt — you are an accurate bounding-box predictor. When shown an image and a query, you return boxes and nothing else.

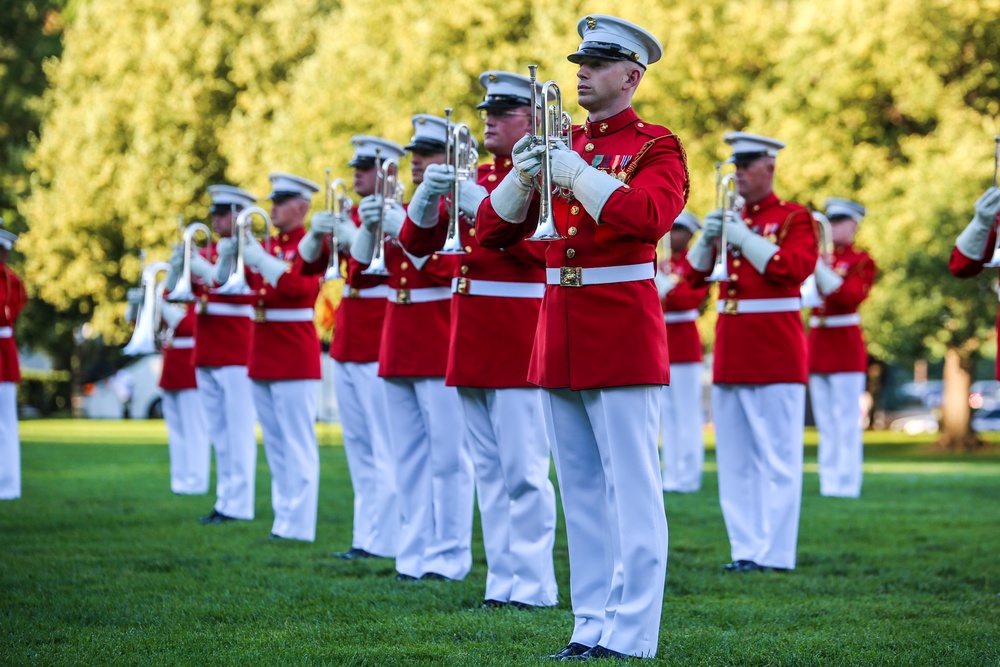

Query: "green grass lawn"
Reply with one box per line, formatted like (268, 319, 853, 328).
(2, 420, 999, 666)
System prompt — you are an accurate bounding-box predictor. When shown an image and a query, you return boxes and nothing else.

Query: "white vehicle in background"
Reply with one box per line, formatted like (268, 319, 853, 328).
(82, 353, 339, 422)
(82, 354, 164, 419)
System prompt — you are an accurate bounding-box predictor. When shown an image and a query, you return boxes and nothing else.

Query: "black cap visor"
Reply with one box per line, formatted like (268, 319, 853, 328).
(568, 41, 644, 68)
(404, 139, 447, 154)
(476, 94, 532, 111)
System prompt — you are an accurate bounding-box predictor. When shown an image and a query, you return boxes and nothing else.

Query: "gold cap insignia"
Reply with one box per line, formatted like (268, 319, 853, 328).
(586, 16, 596, 29)
(488, 73, 497, 82)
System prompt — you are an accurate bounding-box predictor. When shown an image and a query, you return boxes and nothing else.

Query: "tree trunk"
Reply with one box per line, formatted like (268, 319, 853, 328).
(937, 346, 983, 450)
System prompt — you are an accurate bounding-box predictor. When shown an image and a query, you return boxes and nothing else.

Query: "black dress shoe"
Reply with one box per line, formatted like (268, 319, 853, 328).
(333, 548, 376, 560)
(510, 601, 540, 611)
(724, 559, 763, 572)
(567, 645, 630, 661)
(481, 599, 509, 609)
(420, 572, 452, 581)
(394, 573, 418, 582)
(197, 509, 235, 525)
(269, 533, 284, 541)
(547, 643, 591, 660)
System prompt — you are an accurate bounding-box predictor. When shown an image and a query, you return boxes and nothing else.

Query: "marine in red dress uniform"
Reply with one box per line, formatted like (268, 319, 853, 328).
(298, 136, 404, 560)
(951, 185, 1000, 377)
(476, 16, 686, 659)
(240, 173, 323, 542)
(174, 185, 259, 524)
(398, 71, 557, 609)
(655, 211, 709, 493)
(0, 221, 26, 500)
(806, 198, 876, 498)
(686, 132, 818, 572)
(352, 116, 474, 583)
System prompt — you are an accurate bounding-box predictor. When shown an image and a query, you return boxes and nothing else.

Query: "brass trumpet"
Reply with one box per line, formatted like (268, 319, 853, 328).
(214, 206, 273, 295)
(707, 172, 745, 282)
(362, 151, 403, 276)
(123, 260, 171, 356)
(165, 221, 213, 302)
(439, 121, 477, 254)
(525, 65, 571, 242)
(324, 168, 352, 280)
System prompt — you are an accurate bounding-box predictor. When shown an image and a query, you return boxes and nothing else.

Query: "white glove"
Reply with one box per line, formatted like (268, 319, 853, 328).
(300, 211, 337, 262)
(334, 219, 358, 249)
(814, 258, 844, 295)
(722, 211, 753, 248)
(358, 195, 382, 231)
(406, 182, 442, 229)
(686, 233, 715, 273)
(382, 201, 406, 239)
(549, 142, 623, 220)
(458, 180, 489, 221)
(654, 271, 677, 299)
(511, 134, 546, 187)
(956, 186, 1000, 259)
(216, 236, 237, 258)
(700, 210, 724, 241)
(241, 238, 288, 286)
(489, 170, 533, 224)
(164, 243, 185, 292)
(351, 226, 376, 264)
(157, 295, 186, 329)
(422, 164, 454, 196)
(189, 253, 215, 281)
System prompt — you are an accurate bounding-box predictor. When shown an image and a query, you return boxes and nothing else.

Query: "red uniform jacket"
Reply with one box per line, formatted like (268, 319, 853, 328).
(476, 108, 689, 390)
(247, 227, 322, 381)
(398, 157, 546, 388)
(808, 244, 875, 374)
(192, 243, 253, 369)
(690, 191, 818, 385)
(301, 209, 387, 364)
(159, 305, 198, 391)
(950, 213, 1000, 377)
(0, 264, 26, 383)
(376, 230, 455, 378)
(660, 248, 708, 364)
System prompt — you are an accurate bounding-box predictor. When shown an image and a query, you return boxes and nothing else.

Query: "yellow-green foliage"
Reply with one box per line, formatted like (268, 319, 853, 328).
(19, 0, 1000, 364)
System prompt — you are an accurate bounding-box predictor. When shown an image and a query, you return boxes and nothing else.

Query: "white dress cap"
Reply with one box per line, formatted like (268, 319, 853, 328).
(267, 172, 321, 200)
(477, 71, 542, 110)
(349, 135, 406, 168)
(405, 114, 449, 154)
(0, 217, 16, 249)
(207, 185, 257, 214)
(723, 132, 786, 162)
(672, 210, 701, 233)
(567, 15, 663, 69)
(824, 197, 866, 222)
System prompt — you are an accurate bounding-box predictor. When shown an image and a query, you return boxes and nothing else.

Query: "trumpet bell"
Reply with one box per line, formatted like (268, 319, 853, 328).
(706, 256, 729, 283)
(214, 271, 254, 295)
(800, 274, 824, 307)
(527, 214, 563, 242)
(438, 233, 466, 254)
(124, 260, 170, 355)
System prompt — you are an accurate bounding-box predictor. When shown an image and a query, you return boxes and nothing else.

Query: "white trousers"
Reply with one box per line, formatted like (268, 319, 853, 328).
(333, 360, 398, 556)
(810, 372, 866, 498)
(659, 362, 705, 492)
(385, 377, 474, 580)
(459, 386, 557, 607)
(0, 383, 20, 500)
(542, 386, 667, 659)
(161, 388, 210, 495)
(713, 383, 805, 570)
(196, 366, 258, 520)
(253, 379, 320, 542)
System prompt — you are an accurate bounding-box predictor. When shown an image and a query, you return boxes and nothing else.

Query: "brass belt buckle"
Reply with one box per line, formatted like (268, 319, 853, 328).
(396, 288, 411, 305)
(723, 299, 738, 315)
(348, 287, 360, 299)
(456, 277, 470, 295)
(196, 299, 208, 315)
(818, 316, 827, 327)
(254, 305, 267, 323)
(560, 267, 583, 287)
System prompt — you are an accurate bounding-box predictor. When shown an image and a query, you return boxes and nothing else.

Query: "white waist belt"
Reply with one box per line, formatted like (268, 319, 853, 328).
(388, 286, 452, 305)
(256, 308, 315, 322)
(809, 313, 861, 328)
(545, 262, 654, 287)
(451, 277, 545, 298)
(717, 297, 802, 314)
(169, 337, 195, 349)
(664, 309, 699, 324)
(342, 284, 390, 299)
(202, 302, 255, 318)
(0, 326, 11, 338)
